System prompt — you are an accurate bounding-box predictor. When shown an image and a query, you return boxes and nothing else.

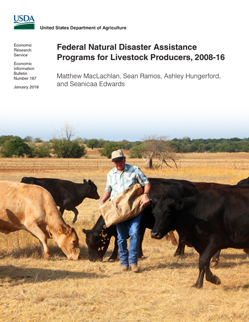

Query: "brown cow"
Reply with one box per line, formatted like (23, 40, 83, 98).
(0, 181, 80, 260)
(20, 177, 100, 224)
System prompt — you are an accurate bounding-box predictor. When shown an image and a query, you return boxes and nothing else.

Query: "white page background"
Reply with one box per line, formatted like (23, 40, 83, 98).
(2, 0, 248, 141)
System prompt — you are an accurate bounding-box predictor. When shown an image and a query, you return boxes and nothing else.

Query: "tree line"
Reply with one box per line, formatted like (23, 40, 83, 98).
(0, 135, 142, 159)
(0, 135, 249, 169)
(168, 137, 249, 153)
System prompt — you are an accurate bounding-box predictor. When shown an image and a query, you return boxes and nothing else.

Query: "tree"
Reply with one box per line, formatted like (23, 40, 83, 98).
(31, 143, 51, 158)
(129, 144, 144, 158)
(198, 143, 205, 153)
(100, 142, 121, 158)
(53, 122, 77, 141)
(98, 139, 106, 148)
(0, 135, 20, 146)
(34, 137, 43, 143)
(1, 138, 32, 157)
(242, 144, 249, 152)
(74, 137, 85, 144)
(120, 140, 132, 150)
(141, 135, 178, 169)
(87, 139, 99, 150)
(52, 139, 86, 158)
(24, 136, 34, 143)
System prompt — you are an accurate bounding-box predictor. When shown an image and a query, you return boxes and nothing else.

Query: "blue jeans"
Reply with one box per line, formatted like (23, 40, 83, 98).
(116, 213, 141, 267)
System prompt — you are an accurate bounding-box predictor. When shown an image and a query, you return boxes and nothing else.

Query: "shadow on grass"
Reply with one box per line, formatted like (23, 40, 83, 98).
(222, 284, 249, 291)
(0, 245, 89, 261)
(0, 264, 106, 285)
(142, 253, 249, 272)
(213, 252, 249, 268)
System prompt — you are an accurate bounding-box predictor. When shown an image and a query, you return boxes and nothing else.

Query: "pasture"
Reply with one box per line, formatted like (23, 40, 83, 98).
(1, 153, 249, 321)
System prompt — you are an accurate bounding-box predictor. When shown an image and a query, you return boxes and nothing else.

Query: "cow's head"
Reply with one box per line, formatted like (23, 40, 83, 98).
(83, 228, 110, 261)
(151, 196, 177, 239)
(21, 177, 35, 184)
(50, 224, 81, 260)
(83, 179, 100, 200)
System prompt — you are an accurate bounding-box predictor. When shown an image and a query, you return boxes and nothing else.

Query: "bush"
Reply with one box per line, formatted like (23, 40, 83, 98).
(100, 142, 122, 158)
(1, 138, 32, 157)
(129, 144, 144, 158)
(86, 139, 99, 150)
(52, 139, 86, 158)
(0, 135, 20, 146)
(31, 143, 51, 158)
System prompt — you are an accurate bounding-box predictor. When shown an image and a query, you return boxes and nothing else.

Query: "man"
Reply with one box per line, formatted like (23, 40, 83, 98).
(98, 149, 150, 273)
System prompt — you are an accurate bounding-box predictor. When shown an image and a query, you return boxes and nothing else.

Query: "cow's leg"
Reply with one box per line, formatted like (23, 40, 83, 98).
(25, 224, 50, 259)
(174, 244, 185, 256)
(192, 265, 205, 289)
(108, 237, 118, 262)
(205, 264, 221, 285)
(168, 231, 178, 245)
(193, 246, 221, 288)
(210, 250, 221, 267)
(71, 208, 79, 224)
(174, 233, 185, 256)
(138, 225, 146, 259)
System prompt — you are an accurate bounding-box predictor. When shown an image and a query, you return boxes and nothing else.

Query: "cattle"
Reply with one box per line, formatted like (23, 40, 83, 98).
(21, 177, 100, 223)
(83, 178, 198, 261)
(0, 181, 81, 260)
(175, 181, 249, 267)
(237, 177, 249, 185)
(83, 206, 151, 262)
(197, 181, 249, 267)
(192, 181, 249, 267)
(176, 181, 232, 261)
(151, 185, 249, 288)
(192, 182, 231, 193)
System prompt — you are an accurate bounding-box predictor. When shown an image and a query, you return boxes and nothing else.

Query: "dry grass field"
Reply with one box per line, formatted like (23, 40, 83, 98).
(1, 153, 249, 321)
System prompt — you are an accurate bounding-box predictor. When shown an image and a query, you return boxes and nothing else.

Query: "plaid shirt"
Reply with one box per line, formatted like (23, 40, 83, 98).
(105, 164, 149, 200)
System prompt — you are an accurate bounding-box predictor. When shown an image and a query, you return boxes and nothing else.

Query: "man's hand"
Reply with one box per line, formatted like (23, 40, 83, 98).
(98, 191, 111, 207)
(140, 182, 151, 205)
(140, 193, 150, 206)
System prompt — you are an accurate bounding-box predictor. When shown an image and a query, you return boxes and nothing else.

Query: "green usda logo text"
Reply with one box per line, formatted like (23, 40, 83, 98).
(14, 15, 35, 29)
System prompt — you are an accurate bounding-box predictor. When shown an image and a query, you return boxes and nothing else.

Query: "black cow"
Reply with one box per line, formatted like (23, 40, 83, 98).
(237, 177, 249, 185)
(21, 177, 100, 223)
(210, 180, 249, 266)
(83, 205, 155, 262)
(151, 185, 249, 288)
(83, 178, 198, 261)
(192, 182, 231, 193)
(182, 182, 232, 263)
(169, 181, 233, 259)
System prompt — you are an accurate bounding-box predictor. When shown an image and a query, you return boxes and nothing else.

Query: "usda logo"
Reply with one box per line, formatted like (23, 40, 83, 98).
(14, 15, 35, 29)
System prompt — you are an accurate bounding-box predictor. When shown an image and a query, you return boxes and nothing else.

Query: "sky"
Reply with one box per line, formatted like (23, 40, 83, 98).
(1, 0, 248, 142)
